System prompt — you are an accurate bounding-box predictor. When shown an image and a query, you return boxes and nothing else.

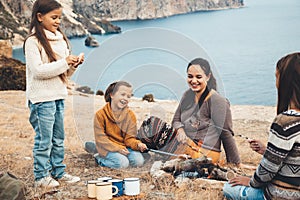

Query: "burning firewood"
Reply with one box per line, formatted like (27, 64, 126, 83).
(161, 156, 236, 181)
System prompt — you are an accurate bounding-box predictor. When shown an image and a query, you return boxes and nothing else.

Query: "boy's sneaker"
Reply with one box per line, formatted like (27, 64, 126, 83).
(84, 141, 97, 154)
(59, 173, 80, 183)
(35, 176, 60, 188)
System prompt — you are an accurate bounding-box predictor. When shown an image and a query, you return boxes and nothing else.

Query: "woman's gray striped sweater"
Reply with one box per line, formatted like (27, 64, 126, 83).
(250, 110, 300, 200)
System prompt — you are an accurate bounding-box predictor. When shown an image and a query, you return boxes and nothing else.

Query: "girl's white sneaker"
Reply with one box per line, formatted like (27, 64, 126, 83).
(59, 173, 80, 183)
(35, 176, 60, 188)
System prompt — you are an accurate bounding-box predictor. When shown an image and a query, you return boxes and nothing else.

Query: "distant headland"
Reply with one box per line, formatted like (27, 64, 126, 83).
(0, 0, 244, 46)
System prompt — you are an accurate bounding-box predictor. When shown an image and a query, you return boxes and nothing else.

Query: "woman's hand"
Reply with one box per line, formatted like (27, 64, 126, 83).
(176, 128, 188, 143)
(137, 143, 148, 152)
(228, 176, 251, 187)
(248, 139, 266, 155)
(118, 148, 129, 155)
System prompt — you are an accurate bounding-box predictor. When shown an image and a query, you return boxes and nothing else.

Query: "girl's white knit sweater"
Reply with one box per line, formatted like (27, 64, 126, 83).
(24, 29, 76, 104)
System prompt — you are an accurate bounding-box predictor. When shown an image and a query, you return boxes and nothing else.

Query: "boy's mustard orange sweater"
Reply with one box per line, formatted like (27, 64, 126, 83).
(94, 103, 142, 157)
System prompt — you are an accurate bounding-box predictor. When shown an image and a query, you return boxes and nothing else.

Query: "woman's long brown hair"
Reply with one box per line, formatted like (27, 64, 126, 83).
(276, 52, 300, 114)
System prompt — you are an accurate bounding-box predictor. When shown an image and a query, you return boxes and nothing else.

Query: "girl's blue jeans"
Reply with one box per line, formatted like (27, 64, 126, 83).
(95, 148, 144, 169)
(223, 182, 264, 200)
(29, 100, 66, 181)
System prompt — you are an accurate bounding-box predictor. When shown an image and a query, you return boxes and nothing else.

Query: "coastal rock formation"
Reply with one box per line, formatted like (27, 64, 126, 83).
(59, 15, 88, 38)
(142, 94, 155, 102)
(96, 90, 104, 96)
(0, 39, 26, 91)
(95, 19, 121, 34)
(72, 0, 244, 21)
(84, 35, 99, 47)
(75, 85, 94, 94)
(0, 40, 12, 58)
(0, 0, 29, 45)
(1, 0, 243, 46)
(0, 0, 119, 45)
(0, 55, 26, 91)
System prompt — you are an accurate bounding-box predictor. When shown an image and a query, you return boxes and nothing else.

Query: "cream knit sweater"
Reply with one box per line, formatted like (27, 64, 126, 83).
(25, 29, 76, 104)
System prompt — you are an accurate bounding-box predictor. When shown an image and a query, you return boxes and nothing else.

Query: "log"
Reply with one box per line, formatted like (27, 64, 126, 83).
(160, 156, 237, 181)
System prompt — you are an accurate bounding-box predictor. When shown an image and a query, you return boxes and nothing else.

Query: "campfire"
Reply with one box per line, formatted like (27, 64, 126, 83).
(156, 156, 236, 181)
(149, 154, 240, 193)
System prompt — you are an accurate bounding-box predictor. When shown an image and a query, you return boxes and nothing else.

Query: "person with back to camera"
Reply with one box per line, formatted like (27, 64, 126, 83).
(172, 58, 246, 167)
(223, 52, 300, 200)
(23, 0, 84, 188)
(85, 81, 148, 169)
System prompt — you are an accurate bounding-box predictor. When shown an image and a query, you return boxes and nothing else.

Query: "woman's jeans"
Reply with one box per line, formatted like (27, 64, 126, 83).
(223, 182, 264, 200)
(29, 100, 66, 181)
(95, 148, 144, 169)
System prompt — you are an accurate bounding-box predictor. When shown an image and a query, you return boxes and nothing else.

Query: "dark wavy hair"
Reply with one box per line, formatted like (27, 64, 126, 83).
(187, 58, 217, 91)
(104, 81, 132, 103)
(181, 58, 217, 110)
(276, 52, 300, 114)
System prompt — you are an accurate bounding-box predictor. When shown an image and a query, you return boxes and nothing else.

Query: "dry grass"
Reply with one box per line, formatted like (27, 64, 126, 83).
(0, 91, 276, 199)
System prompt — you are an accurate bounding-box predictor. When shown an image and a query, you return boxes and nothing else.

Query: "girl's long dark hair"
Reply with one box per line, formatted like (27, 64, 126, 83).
(181, 58, 217, 110)
(23, 0, 69, 83)
(276, 52, 300, 114)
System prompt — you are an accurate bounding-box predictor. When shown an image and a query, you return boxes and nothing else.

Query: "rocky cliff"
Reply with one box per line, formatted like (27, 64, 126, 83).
(0, 0, 30, 46)
(0, 0, 120, 46)
(0, 39, 26, 91)
(73, 0, 244, 21)
(0, 55, 26, 91)
(0, 0, 243, 46)
(0, 40, 12, 58)
(1, 0, 88, 46)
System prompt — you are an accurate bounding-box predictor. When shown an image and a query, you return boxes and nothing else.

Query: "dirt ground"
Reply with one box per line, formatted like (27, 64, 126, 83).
(0, 91, 276, 199)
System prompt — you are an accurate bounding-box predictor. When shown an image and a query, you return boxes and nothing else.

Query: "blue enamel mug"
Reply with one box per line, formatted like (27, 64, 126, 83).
(108, 179, 124, 196)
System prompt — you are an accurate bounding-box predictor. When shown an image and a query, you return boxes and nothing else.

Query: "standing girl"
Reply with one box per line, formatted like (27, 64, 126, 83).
(85, 81, 148, 169)
(24, 0, 83, 188)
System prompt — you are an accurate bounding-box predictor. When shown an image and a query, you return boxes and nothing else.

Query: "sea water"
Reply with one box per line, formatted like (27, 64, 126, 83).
(13, 0, 300, 105)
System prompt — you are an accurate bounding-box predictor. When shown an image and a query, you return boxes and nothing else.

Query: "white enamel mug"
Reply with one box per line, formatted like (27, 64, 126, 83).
(97, 177, 112, 182)
(96, 182, 118, 200)
(87, 180, 103, 198)
(123, 177, 140, 196)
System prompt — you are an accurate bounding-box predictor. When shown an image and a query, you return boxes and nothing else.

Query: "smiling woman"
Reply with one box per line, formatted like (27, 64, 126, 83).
(171, 58, 242, 165)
